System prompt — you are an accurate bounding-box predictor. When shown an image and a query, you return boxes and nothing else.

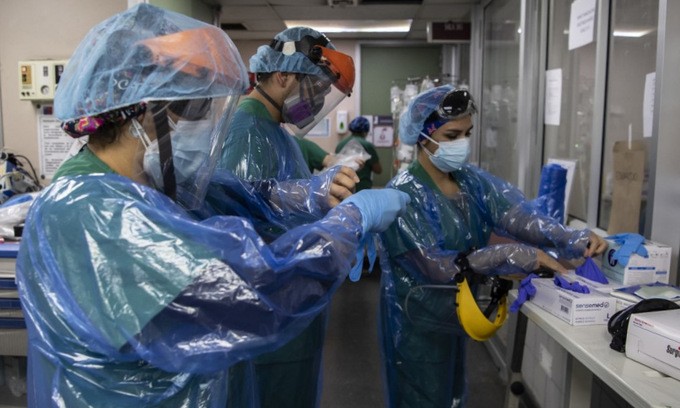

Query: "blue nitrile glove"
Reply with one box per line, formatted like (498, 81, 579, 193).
(553, 275, 590, 294)
(575, 257, 608, 284)
(349, 235, 378, 282)
(342, 189, 410, 234)
(606, 233, 648, 267)
(510, 273, 538, 312)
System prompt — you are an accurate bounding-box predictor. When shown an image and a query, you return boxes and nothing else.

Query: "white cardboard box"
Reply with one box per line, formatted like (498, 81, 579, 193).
(528, 277, 617, 325)
(600, 239, 671, 285)
(625, 309, 680, 381)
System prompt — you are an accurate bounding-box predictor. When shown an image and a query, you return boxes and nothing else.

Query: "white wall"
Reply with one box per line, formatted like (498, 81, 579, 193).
(0, 0, 127, 182)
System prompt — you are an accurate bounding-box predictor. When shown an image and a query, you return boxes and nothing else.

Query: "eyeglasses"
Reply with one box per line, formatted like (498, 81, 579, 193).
(436, 90, 477, 120)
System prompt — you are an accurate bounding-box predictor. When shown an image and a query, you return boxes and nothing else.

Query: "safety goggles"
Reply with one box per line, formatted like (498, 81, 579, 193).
(435, 89, 478, 121)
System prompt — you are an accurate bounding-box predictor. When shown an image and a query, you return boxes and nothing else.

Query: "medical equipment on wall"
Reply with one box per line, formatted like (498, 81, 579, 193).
(18, 60, 68, 101)
(336, 110, 348, 134)
(0, 151, 41, 204)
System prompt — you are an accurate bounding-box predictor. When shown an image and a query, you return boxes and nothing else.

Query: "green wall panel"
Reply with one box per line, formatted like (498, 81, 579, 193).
(361, 45, 442, 187)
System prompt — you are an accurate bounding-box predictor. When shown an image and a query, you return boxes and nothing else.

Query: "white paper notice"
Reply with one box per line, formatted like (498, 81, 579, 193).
(372, 126, 394, 147)
(37, 109, 74, 179)
(544, 69, 562, 126)
(643, 72, 655, 138)
(568, 0, 596, 51)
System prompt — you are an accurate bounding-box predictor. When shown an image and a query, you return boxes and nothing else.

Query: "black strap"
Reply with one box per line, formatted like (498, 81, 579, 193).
(151, 103, 176, 200)
(254, 85, 283, 113)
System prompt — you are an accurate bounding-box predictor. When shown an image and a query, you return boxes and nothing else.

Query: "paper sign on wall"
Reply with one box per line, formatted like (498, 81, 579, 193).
(544, 69, 562, 126)
(568, 0, 597, 51)
(37, 105, 74, 179)
(372, 115, 394, 147)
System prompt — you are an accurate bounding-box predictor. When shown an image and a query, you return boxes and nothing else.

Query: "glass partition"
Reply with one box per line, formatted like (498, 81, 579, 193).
(542, 0, 598, 222)
(598, 0, 658, 232)
(479, 0, 521, 185)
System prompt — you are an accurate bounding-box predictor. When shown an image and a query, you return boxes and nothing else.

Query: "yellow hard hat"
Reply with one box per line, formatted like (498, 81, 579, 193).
(455, 277, 509, 341)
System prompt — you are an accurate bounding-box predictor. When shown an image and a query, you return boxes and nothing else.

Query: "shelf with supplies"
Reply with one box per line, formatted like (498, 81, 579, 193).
(0, 243, 28, 407)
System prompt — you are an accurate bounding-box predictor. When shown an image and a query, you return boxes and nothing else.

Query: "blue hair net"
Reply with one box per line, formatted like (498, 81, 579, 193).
(349, 116, 370, 133)
(399, 85, 455, 145)
(249, 26, 335, 76)
(55, 3, 248, 121)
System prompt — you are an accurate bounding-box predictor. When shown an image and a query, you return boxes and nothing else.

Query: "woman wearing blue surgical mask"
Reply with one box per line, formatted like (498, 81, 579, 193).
(377, 85, 608, 407)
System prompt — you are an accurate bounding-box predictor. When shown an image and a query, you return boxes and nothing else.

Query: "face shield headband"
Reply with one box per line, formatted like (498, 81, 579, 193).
(138, 97, 237, 210)
(270, 35, 355, 95)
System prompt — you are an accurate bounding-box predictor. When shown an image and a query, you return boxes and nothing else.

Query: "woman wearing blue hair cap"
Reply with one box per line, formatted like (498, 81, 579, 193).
(378, 85, 607, 407)
(15, 5, 409, 407)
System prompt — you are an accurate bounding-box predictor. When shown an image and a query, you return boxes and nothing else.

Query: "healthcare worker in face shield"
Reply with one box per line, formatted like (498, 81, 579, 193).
(217, 26, 360, 408)
(15, 5, 409, 407)
(377, 85, 607, 408)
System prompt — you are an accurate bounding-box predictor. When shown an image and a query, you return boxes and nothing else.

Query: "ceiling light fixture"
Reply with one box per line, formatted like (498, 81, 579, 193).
(612, 29, 654, 38)
(284, 19, 412, 33)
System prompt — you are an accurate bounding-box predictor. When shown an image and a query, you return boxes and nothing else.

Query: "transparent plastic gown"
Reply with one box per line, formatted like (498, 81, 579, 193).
(216, 97, 341, 408)
(16, 173, 364, 407)
(218, 98, 311, 181)
(377, 162, 589, 408)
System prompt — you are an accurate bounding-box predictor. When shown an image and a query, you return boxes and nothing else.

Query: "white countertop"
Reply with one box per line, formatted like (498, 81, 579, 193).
(511, 290, 680, 408)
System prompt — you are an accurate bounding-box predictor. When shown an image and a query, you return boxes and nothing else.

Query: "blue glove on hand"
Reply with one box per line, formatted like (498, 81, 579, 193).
(606, 233, 648, 267)
(342, 189, 410, 234)
(510, 273, 538, 313)
(553, 275, 590, 294)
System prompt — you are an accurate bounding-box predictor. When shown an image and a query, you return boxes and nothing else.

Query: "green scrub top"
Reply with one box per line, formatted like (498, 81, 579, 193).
(294, 137, 329, 173)
(52, 146, 114, 179)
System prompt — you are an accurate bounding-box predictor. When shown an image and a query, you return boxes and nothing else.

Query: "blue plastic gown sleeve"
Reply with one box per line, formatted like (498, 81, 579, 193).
(497, 202, 590, 259)
(390, 243, 538, 284)
(201, 168, 341, 239)
(17, 174, 364, 376)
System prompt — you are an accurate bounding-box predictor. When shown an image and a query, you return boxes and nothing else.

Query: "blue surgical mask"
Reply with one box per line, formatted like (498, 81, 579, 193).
(421, 132, 470, 172)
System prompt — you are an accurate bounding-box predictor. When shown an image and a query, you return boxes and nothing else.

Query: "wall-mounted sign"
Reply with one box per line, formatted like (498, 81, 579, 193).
(427, 21, 471, 43)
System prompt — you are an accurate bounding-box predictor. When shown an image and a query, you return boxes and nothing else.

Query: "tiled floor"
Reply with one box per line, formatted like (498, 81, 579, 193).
(321, 267, 507, 407)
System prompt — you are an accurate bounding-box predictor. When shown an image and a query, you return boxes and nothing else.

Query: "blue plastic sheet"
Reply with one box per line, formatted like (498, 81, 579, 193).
(534, 163, 567, 224)
(16, 174, 365, 407)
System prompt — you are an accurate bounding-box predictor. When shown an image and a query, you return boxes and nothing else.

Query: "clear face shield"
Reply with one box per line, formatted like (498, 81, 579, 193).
(283, 45, 355, 137)
(141, 95, 240, 209)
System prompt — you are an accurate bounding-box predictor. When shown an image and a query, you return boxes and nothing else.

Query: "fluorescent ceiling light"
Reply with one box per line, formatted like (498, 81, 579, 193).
(284, 19, 412, 33)
(612, 29, 654, 38)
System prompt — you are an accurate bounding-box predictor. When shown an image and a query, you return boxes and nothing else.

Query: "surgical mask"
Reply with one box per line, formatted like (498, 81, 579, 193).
(143, 119, 214, 189)
(421, 132, 470, 172)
